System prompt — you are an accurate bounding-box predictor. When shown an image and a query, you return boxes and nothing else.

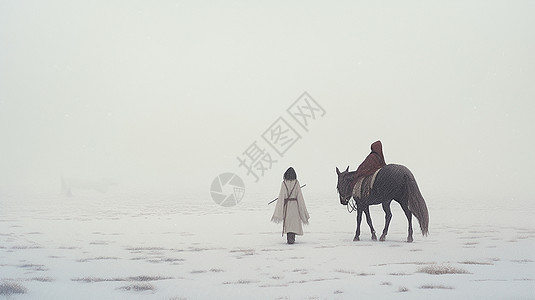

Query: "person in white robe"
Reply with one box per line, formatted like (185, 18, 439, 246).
(271, 167, 310, 244)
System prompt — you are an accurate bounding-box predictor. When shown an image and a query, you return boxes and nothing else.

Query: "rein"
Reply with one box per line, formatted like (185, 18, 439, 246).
(346, 197, 357, 213)
(340, 174, 357, 213)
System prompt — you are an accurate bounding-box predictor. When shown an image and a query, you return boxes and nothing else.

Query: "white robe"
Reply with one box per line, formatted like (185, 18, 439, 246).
(271, 179, 310, 235)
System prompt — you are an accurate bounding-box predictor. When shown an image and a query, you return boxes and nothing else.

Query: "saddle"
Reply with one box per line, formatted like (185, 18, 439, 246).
(353, 168, 381, 199)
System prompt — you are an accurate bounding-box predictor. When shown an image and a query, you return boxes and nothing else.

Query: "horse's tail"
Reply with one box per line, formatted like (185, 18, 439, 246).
(405, 168, 429, 236)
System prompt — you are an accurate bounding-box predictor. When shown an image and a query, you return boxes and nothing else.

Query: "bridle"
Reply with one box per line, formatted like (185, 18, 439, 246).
(337, 173, 356, 213)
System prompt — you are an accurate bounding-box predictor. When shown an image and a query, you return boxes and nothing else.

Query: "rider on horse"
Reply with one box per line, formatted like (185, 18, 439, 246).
(352, 140, 386, 198)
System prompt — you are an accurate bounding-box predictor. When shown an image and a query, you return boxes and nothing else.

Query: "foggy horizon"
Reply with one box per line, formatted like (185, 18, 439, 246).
(1, 1, 534, 207)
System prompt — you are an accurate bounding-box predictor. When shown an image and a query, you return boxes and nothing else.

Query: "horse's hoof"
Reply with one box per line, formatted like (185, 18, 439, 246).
(407, 237, 413, 243)
(353, 237, 360, 241)
(372, 235, 377, 241)
(379, 235, 386, 242)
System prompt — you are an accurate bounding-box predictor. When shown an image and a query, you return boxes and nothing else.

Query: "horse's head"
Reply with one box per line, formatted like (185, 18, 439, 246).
(336, 166, 353, 205)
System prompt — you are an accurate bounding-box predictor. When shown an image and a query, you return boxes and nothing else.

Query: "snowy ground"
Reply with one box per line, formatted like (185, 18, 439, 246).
(1, 192, 534, 299)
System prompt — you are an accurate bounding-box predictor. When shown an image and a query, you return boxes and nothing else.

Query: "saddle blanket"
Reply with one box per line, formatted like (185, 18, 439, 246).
(353, 168, 381, 199)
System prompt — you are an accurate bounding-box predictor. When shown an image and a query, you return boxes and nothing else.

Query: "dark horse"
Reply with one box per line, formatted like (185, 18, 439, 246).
(336, 164, 429, 242)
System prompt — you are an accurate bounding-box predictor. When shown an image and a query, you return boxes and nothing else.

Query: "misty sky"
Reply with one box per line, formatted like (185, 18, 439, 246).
(1, 1, 534, 206)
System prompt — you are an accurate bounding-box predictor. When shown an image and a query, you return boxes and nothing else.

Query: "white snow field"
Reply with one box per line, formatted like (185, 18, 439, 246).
(1, 192, 533, 300)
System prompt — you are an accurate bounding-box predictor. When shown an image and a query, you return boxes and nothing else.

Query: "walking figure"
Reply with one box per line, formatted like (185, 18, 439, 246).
(271, 167, 310, 244)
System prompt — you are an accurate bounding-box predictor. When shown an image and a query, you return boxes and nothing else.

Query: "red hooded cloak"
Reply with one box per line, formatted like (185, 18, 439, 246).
(354, 140, 386, 182)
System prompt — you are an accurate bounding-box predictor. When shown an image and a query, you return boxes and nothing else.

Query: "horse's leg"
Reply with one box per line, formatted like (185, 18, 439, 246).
(380, 200, 393, 241)
(363, 206, 377, 241)
(401, 204, 414, 243)
(354, 209, 363, 241)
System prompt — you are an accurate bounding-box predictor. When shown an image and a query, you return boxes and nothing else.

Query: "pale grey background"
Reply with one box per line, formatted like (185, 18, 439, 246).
(1, 1, 533, 206)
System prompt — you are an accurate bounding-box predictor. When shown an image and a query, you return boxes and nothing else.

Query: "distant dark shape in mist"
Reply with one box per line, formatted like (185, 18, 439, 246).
(61, 176, 116, 197)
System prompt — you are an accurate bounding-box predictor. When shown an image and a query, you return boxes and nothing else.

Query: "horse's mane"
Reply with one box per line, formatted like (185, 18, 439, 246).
(342, 171, 356, 186)
(338, 170, 356, 195)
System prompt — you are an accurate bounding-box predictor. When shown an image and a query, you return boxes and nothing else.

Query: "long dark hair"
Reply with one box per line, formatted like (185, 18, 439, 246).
(283, 167, 297, 181)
